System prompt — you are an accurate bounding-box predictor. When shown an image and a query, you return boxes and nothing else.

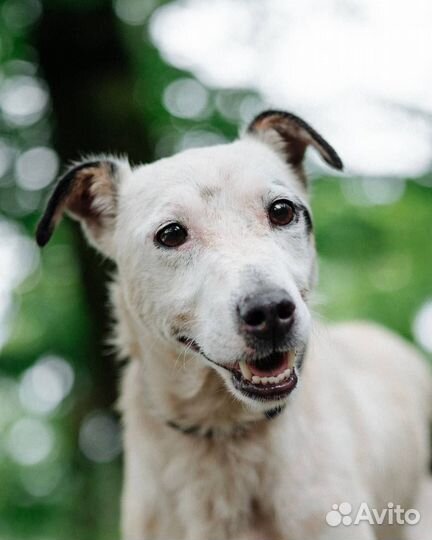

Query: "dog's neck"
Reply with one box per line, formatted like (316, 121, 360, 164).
(113, 283, 287, 437)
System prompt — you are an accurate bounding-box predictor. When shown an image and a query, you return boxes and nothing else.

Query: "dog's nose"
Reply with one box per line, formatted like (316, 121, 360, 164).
(238, 289, 296, 342)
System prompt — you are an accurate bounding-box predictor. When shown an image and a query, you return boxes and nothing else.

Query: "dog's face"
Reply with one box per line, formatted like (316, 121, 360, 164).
(116, 140, 315, 409)
(37, 111, 342, 412)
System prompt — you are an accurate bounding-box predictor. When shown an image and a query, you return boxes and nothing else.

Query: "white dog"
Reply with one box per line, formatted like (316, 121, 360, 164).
(36, 111, 431, 540)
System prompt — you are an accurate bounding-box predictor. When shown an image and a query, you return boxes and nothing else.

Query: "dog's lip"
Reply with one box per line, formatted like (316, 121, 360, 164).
(177, 335, 201, 353)
(176, 336, 298, 400)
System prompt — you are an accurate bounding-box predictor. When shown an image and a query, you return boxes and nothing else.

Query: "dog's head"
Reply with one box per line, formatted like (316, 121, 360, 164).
(37, 111, 342, 413)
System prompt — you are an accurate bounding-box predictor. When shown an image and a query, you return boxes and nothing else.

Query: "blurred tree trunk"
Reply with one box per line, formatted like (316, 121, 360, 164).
(35, 3, 153, 411)
(34, 4, 155, 536)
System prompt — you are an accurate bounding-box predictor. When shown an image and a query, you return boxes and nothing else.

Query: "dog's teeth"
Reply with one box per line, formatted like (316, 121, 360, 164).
(239, 360, 252, 381)
(250, 367, 293, 386)
(288, 351, 296, 368)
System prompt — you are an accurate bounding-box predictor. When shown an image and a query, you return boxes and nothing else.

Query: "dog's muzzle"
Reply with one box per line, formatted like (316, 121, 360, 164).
(177, 335, 299, 401)
(176, 288, 301, 401)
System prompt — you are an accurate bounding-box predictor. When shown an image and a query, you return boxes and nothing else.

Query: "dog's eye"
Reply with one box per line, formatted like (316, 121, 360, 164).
(268, 199, 295, 226)
(156, 223, 188, 248)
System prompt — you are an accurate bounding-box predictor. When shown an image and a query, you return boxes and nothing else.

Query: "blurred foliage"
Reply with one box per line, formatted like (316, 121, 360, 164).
(314, 177, 432, 338)
(0, 1, 431, 539)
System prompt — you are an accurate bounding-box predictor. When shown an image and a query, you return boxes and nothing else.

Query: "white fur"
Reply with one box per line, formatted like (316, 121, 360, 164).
(71, 136, 431, 539)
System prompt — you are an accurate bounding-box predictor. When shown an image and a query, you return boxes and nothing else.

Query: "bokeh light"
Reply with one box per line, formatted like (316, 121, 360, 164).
(15, 146, 59, 191)
(0, 220, 40, 348)
(79, 411, 122, 463)
(6, 417, 55, 466)
(0, 75, 49, 127)
(1, 0, 42, 30)
(341, 177, 406, 207)
(175, 128, 227, 152)
(19, 460, 64, 498)
(215, 91, 265, 124)
(163, 78, 209, 120)
(19, 355, 74, 415)
(114, 0, 156, 26)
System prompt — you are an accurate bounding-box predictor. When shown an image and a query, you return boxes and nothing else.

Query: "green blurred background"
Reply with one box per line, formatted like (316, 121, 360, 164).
(0, 1, 431, 539)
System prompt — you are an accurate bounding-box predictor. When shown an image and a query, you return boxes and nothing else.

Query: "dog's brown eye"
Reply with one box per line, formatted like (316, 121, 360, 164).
(156, 223, 188, 248)
(268, 199, 295, 226)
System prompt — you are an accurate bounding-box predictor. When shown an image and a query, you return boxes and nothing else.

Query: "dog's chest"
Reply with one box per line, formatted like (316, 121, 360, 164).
(155, 433, 279, 539)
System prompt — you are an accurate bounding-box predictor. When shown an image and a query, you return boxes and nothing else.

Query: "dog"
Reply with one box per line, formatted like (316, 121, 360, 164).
(36, 110, 432, 540)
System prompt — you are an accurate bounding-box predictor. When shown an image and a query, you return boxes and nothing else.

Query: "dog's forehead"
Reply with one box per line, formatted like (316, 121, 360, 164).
(132, 139, 302, 193)
(121, 139, 306, 228)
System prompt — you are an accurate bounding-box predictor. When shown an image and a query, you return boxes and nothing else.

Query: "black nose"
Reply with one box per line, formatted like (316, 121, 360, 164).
(238, 289, 296, 342)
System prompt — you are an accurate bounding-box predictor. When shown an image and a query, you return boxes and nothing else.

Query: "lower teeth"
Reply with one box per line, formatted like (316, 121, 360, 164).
(251, 368, 291, 385)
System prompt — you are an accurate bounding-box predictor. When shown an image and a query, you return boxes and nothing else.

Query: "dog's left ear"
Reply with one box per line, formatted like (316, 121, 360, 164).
(247, 110, 343, 172)
(36, 158, 129, 257)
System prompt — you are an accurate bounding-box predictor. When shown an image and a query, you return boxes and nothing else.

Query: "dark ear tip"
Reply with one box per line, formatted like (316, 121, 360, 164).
(35, 221, 52, 247)
(330, 154, 344, 171)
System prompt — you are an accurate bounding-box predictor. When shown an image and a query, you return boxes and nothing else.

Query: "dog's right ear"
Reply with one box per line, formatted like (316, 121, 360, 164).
(36, 158, 130, 257)
(246, 110, 343, 174)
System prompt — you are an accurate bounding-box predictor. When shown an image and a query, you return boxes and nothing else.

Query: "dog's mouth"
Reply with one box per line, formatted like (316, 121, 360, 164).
(177, 336, 298, 401)
(231, 351, 298, 401)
